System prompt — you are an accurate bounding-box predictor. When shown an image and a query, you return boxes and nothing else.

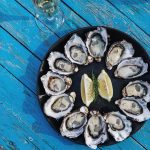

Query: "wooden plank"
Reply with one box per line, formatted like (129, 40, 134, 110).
(132, 121, 150, 150)
(101, 138, 145, 150)
(0, 27, 40, 93)
(62, 0, 150, 56)
(0, 0, 88, 59)
(0, 62, 92, 150)
(106, 0, 150, 35)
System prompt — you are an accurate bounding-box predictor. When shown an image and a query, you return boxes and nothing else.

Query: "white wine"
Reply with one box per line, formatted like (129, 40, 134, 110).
(33, 0, 58, 16)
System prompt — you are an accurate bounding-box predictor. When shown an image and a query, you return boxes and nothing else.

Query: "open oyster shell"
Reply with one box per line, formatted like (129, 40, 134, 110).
(86, 27, 108, 62)
(65, 34, 93, 65)
(60, 106, 88, 138)
(47, 52, 78, 75)
(106, 40, 135, 70)
(122, 80, 150, 103)
(84, 111, 108, 149)
(104, 111, 132, 141)
(44, 92, 76, 119)
(115, 97, 150, 122)
(41, 71, 72, 96)
(114, 57, 148, 79)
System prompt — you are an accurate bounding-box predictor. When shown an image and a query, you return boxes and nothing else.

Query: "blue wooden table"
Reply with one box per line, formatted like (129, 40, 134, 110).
(0, 0, 150, 149)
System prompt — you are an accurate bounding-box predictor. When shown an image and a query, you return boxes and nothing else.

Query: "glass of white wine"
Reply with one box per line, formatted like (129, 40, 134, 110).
(33, 0, 64, 32)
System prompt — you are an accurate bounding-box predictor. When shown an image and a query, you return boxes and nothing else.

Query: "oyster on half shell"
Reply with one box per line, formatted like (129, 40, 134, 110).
(114, 57, 148, 79)
(104, 111, 132, 141)
(84, 111, 108, 149)
(65, 34, 93, 65)
(115, 97, 150, 122)
(86, 27, 108, 62)
(122, 80, 150, 103)
(60, 106, 88, 138)
(41, 71, 72, 95)
(47, 52, 78, 75)
(44, 92, 76, 119)
(106, 40, 135, 70)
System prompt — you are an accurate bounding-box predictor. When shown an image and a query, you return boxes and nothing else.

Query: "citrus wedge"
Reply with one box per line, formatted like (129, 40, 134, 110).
(81, 74, 95, 107)
(98, 70, 113, 101)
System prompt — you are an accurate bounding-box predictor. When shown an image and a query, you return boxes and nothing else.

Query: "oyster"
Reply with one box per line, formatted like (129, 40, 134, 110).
(106, 40, 135, 70)
(115, 97, 150, 122)
(60, 106, 88, 138)
(86, 27, 108, 62)
(84, 111, 108, 149)
(44, 92, 76, 119)
(122, 80, 150, 103)
(47, 52, 78, 75)
(104, 111, 132, 141)
(114, 57, 148, 79)
(41, 71, 72, 95)
(65, 34, 93, 65)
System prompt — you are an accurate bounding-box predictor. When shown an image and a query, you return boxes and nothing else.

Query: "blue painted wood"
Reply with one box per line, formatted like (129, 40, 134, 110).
(0, 63, 89, 150)
(0, 0, 150, 149)
(107, 0, 150, 35)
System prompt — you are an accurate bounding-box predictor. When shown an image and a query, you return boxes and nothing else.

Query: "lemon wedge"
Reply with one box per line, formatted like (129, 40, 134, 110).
(98, 70, 113, 101)
(81, 74, 95, 107)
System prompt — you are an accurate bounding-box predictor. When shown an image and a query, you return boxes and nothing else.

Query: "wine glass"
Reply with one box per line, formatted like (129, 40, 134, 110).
(33, 0, 64, 32)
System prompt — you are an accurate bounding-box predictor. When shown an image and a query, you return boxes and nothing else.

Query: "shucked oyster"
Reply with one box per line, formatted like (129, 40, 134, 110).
(60, 106, 88, 138)
(65, 34, 93, 65)
(86, 27, 108, 62)
(106, 40, 135, 70)
(115, 97, 150, 122)
(104, 111, 132, 141)
(47, 52, 78, 75)
(44, 92, 76, 119)
(84, 111, 108, 149)
(122, 80, 150, 103)
(41, 71, 72, 95)
(114, 57, 148, 79)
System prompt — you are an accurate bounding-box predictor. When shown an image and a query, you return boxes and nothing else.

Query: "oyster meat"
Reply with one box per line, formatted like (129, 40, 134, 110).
(122, 80, 150, 103)
(41, 71, 72, 95)
(44, 92, 76, 119)
(104, 111, 132, 141)
(65, 34, 92, 65)
(114, 57, 148, 79)
(86, 27, 108, 62)
(106, 40, 135, 70)
(47, 52, 78, 75)
(115, 97, 150, 122)
(60, 106, 88, 138)
(84, 111, 108, 149)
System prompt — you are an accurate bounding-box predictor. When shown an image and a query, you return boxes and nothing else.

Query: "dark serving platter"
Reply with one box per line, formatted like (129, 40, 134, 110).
(37, 26, 150, 147)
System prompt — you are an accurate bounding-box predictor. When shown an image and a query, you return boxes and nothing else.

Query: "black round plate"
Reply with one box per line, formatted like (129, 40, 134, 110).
(37, 26, 150, 146)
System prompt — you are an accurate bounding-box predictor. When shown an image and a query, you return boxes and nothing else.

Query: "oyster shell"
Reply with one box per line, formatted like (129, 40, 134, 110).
(44, 92, 76, 119)
(65, 34, 93, 65)
(60, 106, 88, 138)
(106, 40, 135, 70)
(104, 111, 132, 141)
(47, 52, 78, 75)
(115, 97, 150, 122)
(86, 27, 108, 62)
(122, 80, 150, 103)
(41, 71, 72, 95)
(84, 111, 108, 149)
(114, 57, 148, 79)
